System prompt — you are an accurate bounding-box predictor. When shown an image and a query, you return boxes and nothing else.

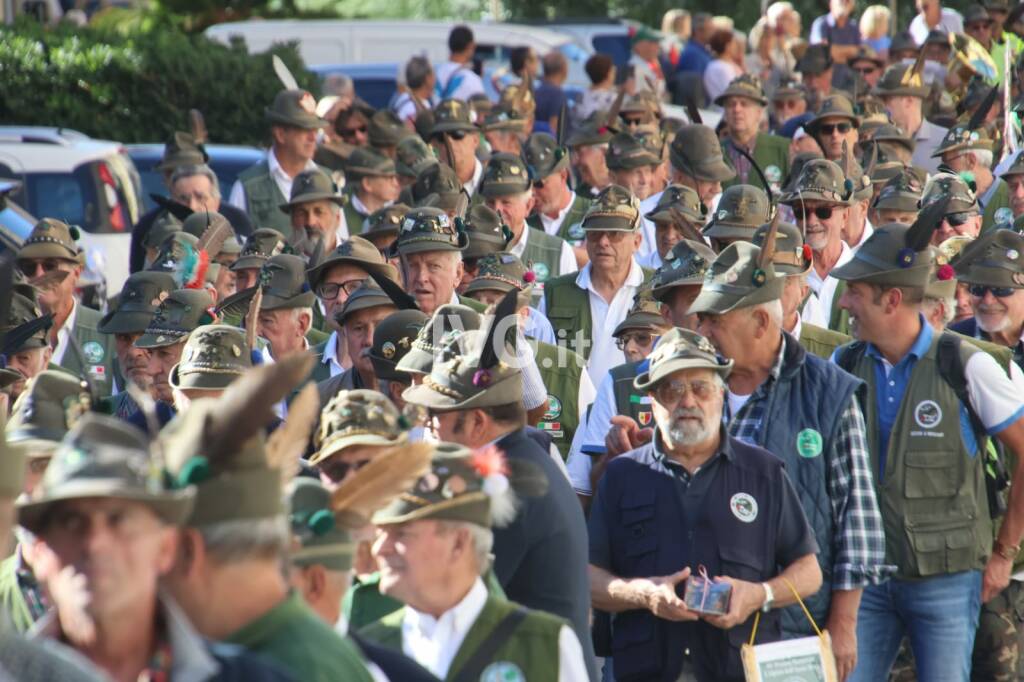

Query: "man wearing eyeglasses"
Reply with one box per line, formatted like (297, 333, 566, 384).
(950, 230, 1024, 368)
(229, 89, 327, 237)
(934, 125, 1009, 233)
(848, 47, 884, 88)
(428, 99, 483, 197)
(306, 237, 398, 380)
(717, 75, 791, 197)
(319, 282, 397, 395)
(15, 218, 116, 397)
(922, 174, 984, 247)
(780, 158, 859, 333)
(588, 327, 822, 681)
(806, 94, 859, 163)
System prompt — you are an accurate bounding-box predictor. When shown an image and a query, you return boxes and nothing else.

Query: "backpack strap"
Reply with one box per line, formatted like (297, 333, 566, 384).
(440, 66, 469, 100)
(833, 340, 866, 374)
(450, 607, 529, 682)
(935, 332, 986, 439)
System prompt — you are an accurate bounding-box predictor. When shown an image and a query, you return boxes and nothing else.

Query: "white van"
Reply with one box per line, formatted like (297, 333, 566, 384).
(203, 19, 592, 85)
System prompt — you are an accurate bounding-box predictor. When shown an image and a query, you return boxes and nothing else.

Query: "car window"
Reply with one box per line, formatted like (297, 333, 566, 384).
(593, 35, 631, 66)
(353, 78, 397, 110)
(23, 171, 91, 226)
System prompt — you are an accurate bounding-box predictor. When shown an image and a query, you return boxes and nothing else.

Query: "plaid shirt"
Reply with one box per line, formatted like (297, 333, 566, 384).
(726, 334, 893, 590)
(724, 138, 754, 185)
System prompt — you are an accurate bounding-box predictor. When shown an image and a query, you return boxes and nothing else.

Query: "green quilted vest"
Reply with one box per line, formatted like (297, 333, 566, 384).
(798, 323, 850, 360)
(361, 595, 565, 682)
(527, 195, 591, 247)
(521, 228, 568, 285)
(721, 133, 790, 194)
(531, 340, 586, 459)
(543, 267, 654, 362)
(609, 360, 653, 426)
(59, 305, 117, 397)
(827, 279, 851, 336)
(343, 202, 370, 237)
(845, 333, 993, 578)
(981, 180, 1013, 235)
(238, 162, 295, 237)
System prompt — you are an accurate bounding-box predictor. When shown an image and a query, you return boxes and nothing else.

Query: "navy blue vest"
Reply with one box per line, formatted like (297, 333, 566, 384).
(598, 436, 792, 681)
(752, 333, 861, 634)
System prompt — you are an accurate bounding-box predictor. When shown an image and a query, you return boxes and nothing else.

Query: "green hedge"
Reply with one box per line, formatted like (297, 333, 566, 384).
(0, 19, 319, 146)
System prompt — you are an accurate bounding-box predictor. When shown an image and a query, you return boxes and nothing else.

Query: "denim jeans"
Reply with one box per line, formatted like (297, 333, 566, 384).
(849, 570, 983, 682)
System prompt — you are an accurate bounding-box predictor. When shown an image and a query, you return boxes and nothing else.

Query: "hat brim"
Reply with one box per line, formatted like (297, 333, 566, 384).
(401, 372, 521, 411)
(307, 257, 396, 290)
(279, 193, 347, 212)
(463, 278, 518, 296)
(687, 276, 786, 315)
(634, 356, 733, 391)
(168, 363, 243, 390)
(17, 481, 195, 534)
(0, 368, 21, 389)
(806, 114, 859, 133)
(713, 92, 767, 107)
(372, 492, 490, 527)
(266, 110, 328, 130)
(651, 278, 703, 301)
(16, 243, 78, 261)
(703, 223, 758, 240)
(396, 239, 465, 256)
(431, 122, 477, 135)
(669, 150, 736, 182)
(135, 330, 188, 349)
(830, 256, 932, 287)
(98, 309, 155, 335)
(335, 296, 397, 326)
(582, 216, 639, 232)
(230, 256, 267, 272)
(309, 433, 408, 466)
(395, 347, 433, 375)
(261, 291, 318, 310)
(613, 313, 667, 336)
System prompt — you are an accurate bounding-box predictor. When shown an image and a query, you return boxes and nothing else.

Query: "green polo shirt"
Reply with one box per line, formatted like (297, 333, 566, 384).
(226, 592, 373, 682)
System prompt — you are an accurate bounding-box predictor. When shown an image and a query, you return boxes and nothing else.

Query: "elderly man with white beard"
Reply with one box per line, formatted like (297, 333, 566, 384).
(588, 328, 821, 681)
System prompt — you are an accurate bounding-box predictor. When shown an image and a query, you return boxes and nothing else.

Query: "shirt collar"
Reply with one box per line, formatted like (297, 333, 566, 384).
(464, 159, 484, 196)
(866, 314, 933, 364)
(268, 148, 316, 182)
(575, 257, 645, 292)
(403, 577, 488, 641)
(351, 193, 371, 217)
(652, 426, 734, 468)
(322, 330, 341, 366)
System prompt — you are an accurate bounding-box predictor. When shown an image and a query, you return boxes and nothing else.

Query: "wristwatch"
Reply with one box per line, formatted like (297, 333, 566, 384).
(760, 582, 775, 613)
(994, 540, 1021, 561)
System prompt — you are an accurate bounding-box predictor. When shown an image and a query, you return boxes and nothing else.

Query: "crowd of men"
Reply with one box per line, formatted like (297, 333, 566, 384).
(5, 9, 1024, 681)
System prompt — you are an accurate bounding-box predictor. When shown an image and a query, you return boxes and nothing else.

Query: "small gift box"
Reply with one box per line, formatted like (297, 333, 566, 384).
(683, 566, 732, 616)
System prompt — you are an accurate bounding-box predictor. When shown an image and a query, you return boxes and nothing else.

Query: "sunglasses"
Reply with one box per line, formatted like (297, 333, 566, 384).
(318, 456, 372, 483)
(652, 379, 717, 405)
(854, 66, 877, 75)
(796, 205, 836, 222)
(317, 278, 367, 300)
(432, 130, 469, 142)
(615, 332, 655, 350)
(943, 212, 976, 227)
(340, 125, 368, 139)
(818, 122, 852, 135)
(17, 259, 68, 276)
(969, 284, 1016, 298)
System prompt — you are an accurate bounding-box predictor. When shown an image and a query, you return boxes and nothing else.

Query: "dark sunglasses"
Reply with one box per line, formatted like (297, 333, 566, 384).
(340, 125, 368, 138)
(818, 122, 852, 135)
(432, 130, 469, 142)
(943, 211, 975, 227)
(532, 179, 546, 189)
(797, 205, 835, 222)
(854, 66, 877, 75)
(318, 456, 372, 483)
(615, 332, 655, 350)
(316, 278, 366, 299)
(969, 284, 1016, 298)
(17, 259, 67, 276)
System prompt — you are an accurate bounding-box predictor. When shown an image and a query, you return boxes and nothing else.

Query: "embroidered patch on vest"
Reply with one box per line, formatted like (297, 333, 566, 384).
(796, 428, 823, 458)
(480, 661, 526, 682)
(729, 493, 758, 523)
(83, 341, 105, 364)
(914, 400, 943, 429)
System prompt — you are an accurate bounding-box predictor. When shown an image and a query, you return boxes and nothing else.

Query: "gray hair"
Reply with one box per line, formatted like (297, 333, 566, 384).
(198, 516, 291, 564)
(923, 295, 956, 326)
(322, 74, 354, 98)
(438, 520, 494, 574)
(405, 56, 433, 90)
(171, 164, 221, 200)
(968, 149, 994, 169)
(750, 299, 784, 327)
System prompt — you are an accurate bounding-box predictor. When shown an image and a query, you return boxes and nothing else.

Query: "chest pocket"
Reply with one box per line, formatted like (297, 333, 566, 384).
(546, 305, 586, 351)
(618, 489, 659, 572)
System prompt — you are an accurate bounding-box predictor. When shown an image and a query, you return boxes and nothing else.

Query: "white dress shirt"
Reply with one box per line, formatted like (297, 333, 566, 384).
(228, 148, 318, 211)
(539, 193, 576, 237)
(507, 226, 578, 281)
(539, 258, 645, 386)
(637, 190, 663, 259)
(50, 300, 79, 366)
(319, 329, 346, 378)
(807, 241, 853, 329)
(849, 219, 874, 252)
(463, 159, 484, 197)
(260, 337, 309, 418)
(401, 578, 587, 682)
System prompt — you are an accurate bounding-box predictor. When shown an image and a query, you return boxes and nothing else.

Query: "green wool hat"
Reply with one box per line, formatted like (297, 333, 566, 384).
(806, 93, 860, 135)
(613, 293, 667, 337)
(266, 89, 328, 130)
(371, 442, 508, 528)
(831, 197, 952, 287)
(287, 478, 354, 571)
(714, 74, 768, 107)
(396, 303, 482, 376)
(919, 172, 978, 215)
(155, 131, 208, 172)
(1000, 151, 1024, 178)
(312, 389, 408, 466)
(952, 228, 1024, 288)
(181, 211, 233, 243)
(582, 184, 642, 233)
(566, 111, 614, 148)
(704, 185, 772, 240)
(0, 285, 51, 355)
(307, 235, 396, 291)
(369, 110, 410, 149)
(98, 271, 177, 335)
(143, 213, 183, 251)
(669, 124, 736, 182)
(480, 153, 531, 199)
(431, 98, 478, 136)
(368, 309, 429, 382)
(231, 229, 287, 273)
(462, 204, 510, 260)
(411, 163, 462, 212)
(523, 132, 570, 179)
(688, 239, 787, 315)
(644, 184, 707, 225)
(135, 289, 216, 349)
(630, 24, 662, 45)
(17, 218, 80, 262)
(362, 204, 411, 242)
(280, 168, 345, 212)
(396, 136, 439, 179)
(6, 370, 91, 462)
(752, 221, 812, 276)
(873, 63, 930, 99)
(253, 254, 317, 310)
(17, 414, 196, 535)
(392, 206, 469, 257)
(872, 167, 925, 213)
(781, 152, 823, 195)
(633, 327, 733, 391)
(650, 239, 718, 302)
(402, 294, 522, 411)
(334, 280, 397, 327)
(778, 158, 854, 206)
(605, 132, 659, 171)
(346, 147, 398, 180)
(168, 324, 252, 392)
(932, 123, 995, 158)
(463, 253, 535, 297)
